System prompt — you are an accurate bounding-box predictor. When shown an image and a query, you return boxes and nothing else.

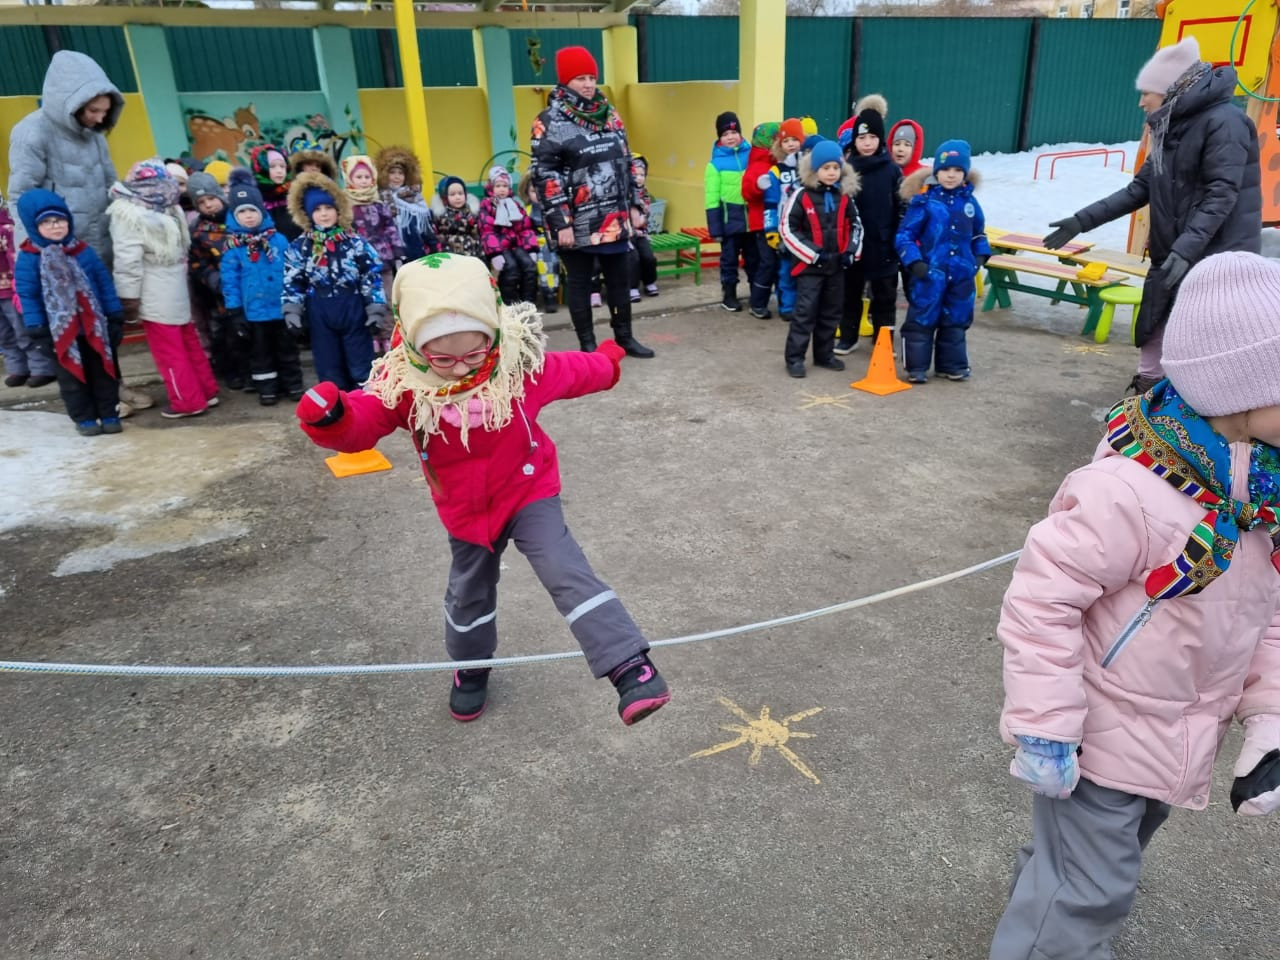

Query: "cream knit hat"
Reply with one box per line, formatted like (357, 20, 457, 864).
(1136, 37, 1201, 94)
(1161, 251, 1280, 417)
(391, 254, 502, 350)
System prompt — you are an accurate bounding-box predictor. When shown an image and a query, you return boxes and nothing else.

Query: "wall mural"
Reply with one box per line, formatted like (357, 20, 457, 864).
(179, 95, 365, 169)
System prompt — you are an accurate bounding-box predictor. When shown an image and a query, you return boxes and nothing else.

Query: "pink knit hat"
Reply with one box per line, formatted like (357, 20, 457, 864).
(1136, 37, 1201, 94)
(1161, 251, 1280, 417)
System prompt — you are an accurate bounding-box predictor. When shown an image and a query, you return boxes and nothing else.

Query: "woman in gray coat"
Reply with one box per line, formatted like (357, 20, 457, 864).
(7, 51, 124, 265)
(1044, 37, 1262, 395)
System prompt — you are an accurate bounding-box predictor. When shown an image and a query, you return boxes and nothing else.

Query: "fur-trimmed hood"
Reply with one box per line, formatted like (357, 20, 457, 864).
(430, 192, 481, 217)
(375, 145, 422, 190)
(287, 170, 351, 230)
(287, 149, 337, 181)
(798, 152, 861, 196)
(900, 166, 981, 201)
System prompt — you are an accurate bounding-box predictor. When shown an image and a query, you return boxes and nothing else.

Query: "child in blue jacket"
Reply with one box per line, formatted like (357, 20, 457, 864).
(894, 139, 991, 383)
(221, 169, 303, 406)
(14, 189, 124, 436)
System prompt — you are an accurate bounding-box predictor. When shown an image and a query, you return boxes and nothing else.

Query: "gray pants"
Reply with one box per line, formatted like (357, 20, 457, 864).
(0, 299, 56, 377)
(443, 496, 647, 678)
(990, 778, 1171, 960)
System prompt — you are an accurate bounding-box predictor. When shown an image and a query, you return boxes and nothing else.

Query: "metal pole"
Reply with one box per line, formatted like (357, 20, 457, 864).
(393, 0, 432, 175)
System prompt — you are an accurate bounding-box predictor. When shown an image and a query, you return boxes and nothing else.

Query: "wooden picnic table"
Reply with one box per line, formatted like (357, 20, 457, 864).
(1066, 246, 1150, 279)
(986, 228, 1095, 258)
(982, 253, 1130, 335)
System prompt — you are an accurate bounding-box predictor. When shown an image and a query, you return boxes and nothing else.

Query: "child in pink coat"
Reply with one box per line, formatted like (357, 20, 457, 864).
(991, 251, 1280, 959)
(295, 252, 670, 726)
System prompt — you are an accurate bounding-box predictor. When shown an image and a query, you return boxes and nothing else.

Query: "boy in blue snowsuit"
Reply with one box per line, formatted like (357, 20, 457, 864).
(283, 171, 386, 391)
(894, 139, 991, 383)
(221, 169, 303, 406)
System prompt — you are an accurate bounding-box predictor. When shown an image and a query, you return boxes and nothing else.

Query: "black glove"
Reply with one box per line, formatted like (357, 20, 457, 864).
(840, 252, 856, 269)
(106, 311, 125, 346)
(1161, 251, 1191, 291)
(227, 309, 251, 342)
(813, 251, 830, 268)
(365, 303, 388, 330)
(978, 255, 990, 269)
(1043, 216, 1082, 250)
(909, 260, 930, 281)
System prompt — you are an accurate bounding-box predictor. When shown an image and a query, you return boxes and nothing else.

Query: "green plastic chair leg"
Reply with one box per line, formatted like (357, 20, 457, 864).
(1094, 302, 1115, 344)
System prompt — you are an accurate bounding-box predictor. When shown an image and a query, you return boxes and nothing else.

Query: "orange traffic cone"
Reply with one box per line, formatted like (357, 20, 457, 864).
(850, 327, 912, 396)
(324, 449, 393, 478)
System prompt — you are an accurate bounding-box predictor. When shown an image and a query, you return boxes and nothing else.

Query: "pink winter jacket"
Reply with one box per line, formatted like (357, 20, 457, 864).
(1000, 438, 1280, 810)
(300, 350, 620, 549)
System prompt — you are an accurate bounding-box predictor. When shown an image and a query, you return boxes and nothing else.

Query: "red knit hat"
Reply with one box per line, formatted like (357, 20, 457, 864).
(556, 46, 599, 85)
(779, 118, 805, 143)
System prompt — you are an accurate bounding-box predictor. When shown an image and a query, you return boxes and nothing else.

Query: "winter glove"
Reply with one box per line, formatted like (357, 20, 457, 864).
(597, 339, 626, 365)
(1011, 736, 1080, 800)
(296, 382, 345, 428)
(364, 303, 388, 330)
(490, 254, 506, 274)
(756, 173, 774, 191)
(1231, 714, 1280, 816)
(908, 260, 930, 281)
(106, 312, 124, 346)
(227, 309, 251, 342)
(813, 251, 830, 269)
(1043, 216, 1082, 250)
(120, 297, 141, 326)
(840, 252, 857, 269)
(1161, 251, 1191, 291)
(283, 303, 305, 334)
(978, 255, 990, 269)
(766, 230, 780, 250)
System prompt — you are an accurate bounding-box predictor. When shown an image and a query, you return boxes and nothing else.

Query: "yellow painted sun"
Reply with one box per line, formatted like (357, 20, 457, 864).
(1065, 342, 1110, 355)
(798, 391, 853, 411)
(690, 697, 824, 784)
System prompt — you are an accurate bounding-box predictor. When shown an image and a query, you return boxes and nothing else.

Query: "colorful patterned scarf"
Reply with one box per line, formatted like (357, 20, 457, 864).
(39, 242, 115, 383)
(226, 227, 279, 263)
(1107, 380, 1280, 599)
(304, 226, 354, 267)
(108, 174, 181, 213)
(551, 85, 616, 131)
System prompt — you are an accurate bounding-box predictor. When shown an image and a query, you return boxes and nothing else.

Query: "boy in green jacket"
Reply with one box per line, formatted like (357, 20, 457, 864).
(705, 111, 759, 312)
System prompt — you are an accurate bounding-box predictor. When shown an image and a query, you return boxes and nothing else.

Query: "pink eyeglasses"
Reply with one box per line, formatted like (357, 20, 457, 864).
(421, 347, 490, 370)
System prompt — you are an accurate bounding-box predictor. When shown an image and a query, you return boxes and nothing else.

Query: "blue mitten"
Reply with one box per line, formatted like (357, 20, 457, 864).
(1011, 736, 1080, 799)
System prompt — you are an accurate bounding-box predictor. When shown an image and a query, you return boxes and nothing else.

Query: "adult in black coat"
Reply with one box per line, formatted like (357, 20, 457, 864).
(1043, 37, 1261, 394)
(838, 94, 905, 354)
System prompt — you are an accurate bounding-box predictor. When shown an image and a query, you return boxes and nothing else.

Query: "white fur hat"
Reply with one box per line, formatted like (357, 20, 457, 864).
(1136, 37, 1201, 94)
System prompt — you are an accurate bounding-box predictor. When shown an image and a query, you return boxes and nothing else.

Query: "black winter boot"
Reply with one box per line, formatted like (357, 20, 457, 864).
(612, 320, 655, 359)
(573, 316, 598, 353)
(721, 284, 742, 312)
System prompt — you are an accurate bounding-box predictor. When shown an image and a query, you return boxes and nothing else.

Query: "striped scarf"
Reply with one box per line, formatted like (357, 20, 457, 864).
(1107, 380, 1280, 600)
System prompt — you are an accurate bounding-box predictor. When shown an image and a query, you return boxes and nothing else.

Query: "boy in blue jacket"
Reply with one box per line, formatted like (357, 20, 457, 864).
(894, 139, 991, 383)
(705, 111, 758, 312)
(14, 189, 125, 436)
(221, 169, 303, 406)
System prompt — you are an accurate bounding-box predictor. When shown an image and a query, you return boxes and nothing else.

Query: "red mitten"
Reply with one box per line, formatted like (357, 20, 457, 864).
(296, 382, 344, 427)
(597, 339, 625, 388)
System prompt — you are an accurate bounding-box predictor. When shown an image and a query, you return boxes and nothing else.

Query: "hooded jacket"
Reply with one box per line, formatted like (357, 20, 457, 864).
(430, 190, 483, 259)
(478, 180, 539, 258)
(287, 149, 338, 182)
(1001, 437, 1280, 810)
(529, 86, 635, 251)
(188, 201, 228, 309)
(741, 143, 778, 234)
(14, 189, 122, 331)
(107, 188, 192, 325)
(282, 172, 384, 305)
(300, 350, 620, 549)
(220, 215, 290, 323)
(7, 52, 125, 261)
(895, 167, 991, 277)
(847, 147, 904, 279)
(1071, 66, 1261, 345)
(704, 140, 751, 237)
(888, 119, 927, 178)
(780, 156, 863, 277)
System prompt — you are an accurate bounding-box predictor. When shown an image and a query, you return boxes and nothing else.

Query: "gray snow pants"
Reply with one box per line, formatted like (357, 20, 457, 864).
(443, 496, 647, 678)
(989, 778, 1171, 960)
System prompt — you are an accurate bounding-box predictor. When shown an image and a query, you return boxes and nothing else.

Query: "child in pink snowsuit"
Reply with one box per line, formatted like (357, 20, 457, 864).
(295, 253, 671, 726)
(990, 251, 1280, 959)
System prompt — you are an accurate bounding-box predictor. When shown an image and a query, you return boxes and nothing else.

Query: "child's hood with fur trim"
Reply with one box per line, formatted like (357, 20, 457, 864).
(287, 149, 338, 181)
(376, 146, 422, 190)
(798, 152, 861, 196)
(429, 192, 481, 217)
(287, 170, 352, 230)
(899, 166, 981, 202)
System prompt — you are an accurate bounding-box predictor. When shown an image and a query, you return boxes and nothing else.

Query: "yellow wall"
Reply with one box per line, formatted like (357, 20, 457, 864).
(359, 86, 495, 187)
(0, 93, 157, 192)
(626, 81, 737, 233)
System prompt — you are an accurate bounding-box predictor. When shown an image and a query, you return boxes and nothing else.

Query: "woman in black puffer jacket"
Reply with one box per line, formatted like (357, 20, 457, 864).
(1043, 37, 1261, 394)
(529, 46, 653, 358)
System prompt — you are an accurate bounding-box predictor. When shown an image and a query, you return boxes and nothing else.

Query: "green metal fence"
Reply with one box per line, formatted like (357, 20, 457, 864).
(165, 28, 319, 92)
(645, 16, 737, 83)
(784, 17, 853, 139)
(1026, 18, 1161, 148)
(0, 25, 137, 96)
(509, 28, 603, 85)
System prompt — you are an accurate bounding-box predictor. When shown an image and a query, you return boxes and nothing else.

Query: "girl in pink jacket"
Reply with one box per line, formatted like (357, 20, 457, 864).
(991, 251, 1280, 959)
(295, 253, 670, 726)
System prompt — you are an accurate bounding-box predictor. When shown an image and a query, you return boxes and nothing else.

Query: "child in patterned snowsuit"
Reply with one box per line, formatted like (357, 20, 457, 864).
(478, 165, 539, 306)
(628, 154, 658, 301)
(431, 176, 483, 260)
(283, 172, 386, 391)
(894, 139, 991, 383)
(376, 145, 437, 262)
(0, 198, 57, 388)
(186, 171, 247, 390)
(519, 170, 559, 315)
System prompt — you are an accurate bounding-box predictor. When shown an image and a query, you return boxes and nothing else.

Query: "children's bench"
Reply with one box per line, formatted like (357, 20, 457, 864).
(1066, 246, 1150, 280)
(987, 229, 1095, 259)
(982, 254, 1130, 335)
(647, 232, 702, 284)
(678, 226, 724, 270)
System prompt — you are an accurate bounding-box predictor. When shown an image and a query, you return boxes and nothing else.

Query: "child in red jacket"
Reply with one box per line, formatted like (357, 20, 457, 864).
(295, 252, 671, 726)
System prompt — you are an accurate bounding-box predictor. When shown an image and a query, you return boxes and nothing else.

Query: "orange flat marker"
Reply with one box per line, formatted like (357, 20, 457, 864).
(324, 449, 393, 478)
(850, 327, 912, 396)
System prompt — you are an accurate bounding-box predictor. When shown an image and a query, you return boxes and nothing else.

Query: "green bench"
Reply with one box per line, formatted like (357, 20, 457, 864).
(647, 232, 702, 284)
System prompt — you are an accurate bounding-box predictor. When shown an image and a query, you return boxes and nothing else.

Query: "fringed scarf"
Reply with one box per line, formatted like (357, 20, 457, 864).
(386, 187, 431, 240)
(1107, 380, 1280, 600)
(1146, 61, 1212, 175)
(365, 300, 546, 450)
(109, 176, 181, 213)
(39, 243, 115, 382)
(225, 227, 279, 263)
(550, 85, 618, 131)
(305, 225, 354, 267)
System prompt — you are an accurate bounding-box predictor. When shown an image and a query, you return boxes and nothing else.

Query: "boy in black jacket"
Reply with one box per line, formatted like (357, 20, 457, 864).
(838, 94, 903, 355)
(780, 138, 863, 378)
